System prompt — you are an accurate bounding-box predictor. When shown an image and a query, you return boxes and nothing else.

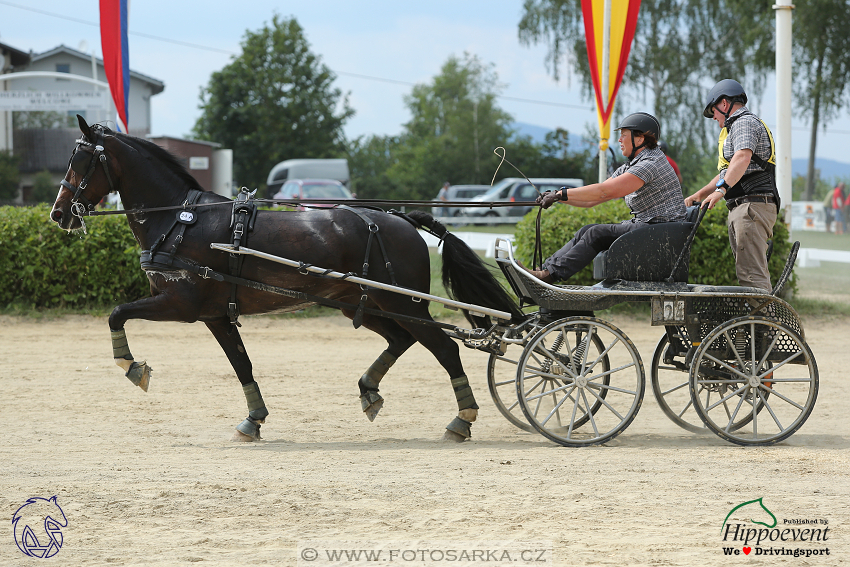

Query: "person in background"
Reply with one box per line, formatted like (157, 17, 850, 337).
(659, 140, 684, 188)
(822, 189, 833, 233)
(685, 79, 779, 293)
(435, 181, 450, 217)
(833, 182, 846, 235)
(523, 112, 685, 284)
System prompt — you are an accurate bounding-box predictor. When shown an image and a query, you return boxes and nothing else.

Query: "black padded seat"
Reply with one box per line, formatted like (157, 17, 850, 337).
(593, 221, 694, 283)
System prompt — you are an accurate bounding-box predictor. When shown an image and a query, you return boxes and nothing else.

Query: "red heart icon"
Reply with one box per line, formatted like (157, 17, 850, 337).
(743, 547, 752, 555)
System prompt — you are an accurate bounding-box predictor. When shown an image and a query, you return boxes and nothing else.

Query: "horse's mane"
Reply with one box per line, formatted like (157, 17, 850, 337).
(92, 124, 207, 194)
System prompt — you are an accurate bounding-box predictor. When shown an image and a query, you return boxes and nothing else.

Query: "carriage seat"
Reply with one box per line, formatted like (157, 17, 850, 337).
(592, 221, 695, 283)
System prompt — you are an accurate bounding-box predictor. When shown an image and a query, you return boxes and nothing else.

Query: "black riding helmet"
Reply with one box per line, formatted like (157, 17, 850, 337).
(615, 112, 661, 161)
(703, 79, 747, 119)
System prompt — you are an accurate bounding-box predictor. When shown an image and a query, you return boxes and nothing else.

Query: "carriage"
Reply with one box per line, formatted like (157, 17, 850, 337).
(52, 116, 817, 447)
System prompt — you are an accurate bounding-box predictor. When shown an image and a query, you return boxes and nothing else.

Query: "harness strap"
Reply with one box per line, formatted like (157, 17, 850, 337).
(336, 205, 399, 328)
(228, 188, 259, 326)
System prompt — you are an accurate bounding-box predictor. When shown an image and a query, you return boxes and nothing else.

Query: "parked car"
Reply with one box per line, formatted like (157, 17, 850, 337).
(266, 159, 350, 199)
(272, 179, 354, 210)
(461, 177, 584, 218)
(431, 184, 491, 217)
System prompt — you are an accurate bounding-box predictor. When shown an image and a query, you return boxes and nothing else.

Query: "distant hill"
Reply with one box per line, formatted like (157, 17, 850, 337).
(791, 157, 850, 182)
(514, 122, 850, 180)
(510, 122, 592, 152)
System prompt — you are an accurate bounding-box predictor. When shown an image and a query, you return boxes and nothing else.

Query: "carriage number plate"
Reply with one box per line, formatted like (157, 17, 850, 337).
(651, 297, 685, 326)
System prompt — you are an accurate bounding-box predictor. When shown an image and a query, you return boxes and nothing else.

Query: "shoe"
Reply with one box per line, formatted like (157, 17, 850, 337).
(516, 261, 555, 283)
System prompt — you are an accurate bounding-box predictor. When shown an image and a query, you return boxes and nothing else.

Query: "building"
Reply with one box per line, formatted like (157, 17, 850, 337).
(1, 41, 30, 153)
(0, 43, 164, 201)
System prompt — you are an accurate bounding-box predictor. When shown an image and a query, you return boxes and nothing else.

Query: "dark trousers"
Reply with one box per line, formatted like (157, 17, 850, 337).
(542, 221, 647, 281)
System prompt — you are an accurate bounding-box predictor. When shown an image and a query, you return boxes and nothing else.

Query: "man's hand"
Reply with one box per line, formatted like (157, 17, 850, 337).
(702, 189, 725, 210)
(537, 190, 560, 209)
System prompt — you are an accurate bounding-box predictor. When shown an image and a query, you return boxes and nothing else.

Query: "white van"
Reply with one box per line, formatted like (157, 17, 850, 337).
(266, 159, 350, 198)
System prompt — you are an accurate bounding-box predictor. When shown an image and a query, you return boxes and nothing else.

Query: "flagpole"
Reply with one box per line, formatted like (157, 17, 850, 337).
(598, 0, 612, 183)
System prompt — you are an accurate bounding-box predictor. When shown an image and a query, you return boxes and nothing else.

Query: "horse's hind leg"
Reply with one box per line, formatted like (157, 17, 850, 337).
(342, 311, 417, 421)
(204, 317, 268, 442)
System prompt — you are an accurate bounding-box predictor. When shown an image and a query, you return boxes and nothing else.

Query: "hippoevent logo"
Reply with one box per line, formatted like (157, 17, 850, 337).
(11, 496, 68, 558)
(720, 498, 830, 558)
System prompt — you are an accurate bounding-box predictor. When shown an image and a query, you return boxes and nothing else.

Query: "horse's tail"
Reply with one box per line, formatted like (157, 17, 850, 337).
(402, 210, 524, 327)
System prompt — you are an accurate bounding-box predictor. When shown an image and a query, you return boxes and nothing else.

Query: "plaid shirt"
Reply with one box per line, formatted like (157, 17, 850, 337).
(612, 147, 686, 223)
(723, 107, 773, 175)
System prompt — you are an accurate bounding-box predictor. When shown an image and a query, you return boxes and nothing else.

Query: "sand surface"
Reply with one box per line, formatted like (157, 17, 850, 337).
(1, 312, 847, 566)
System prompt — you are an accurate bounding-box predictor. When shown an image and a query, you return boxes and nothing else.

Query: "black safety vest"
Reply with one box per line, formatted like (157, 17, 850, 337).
(717, 112, 781, 212)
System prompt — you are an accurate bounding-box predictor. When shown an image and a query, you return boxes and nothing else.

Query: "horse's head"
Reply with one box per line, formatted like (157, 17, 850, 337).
(50, 114, 122, 230)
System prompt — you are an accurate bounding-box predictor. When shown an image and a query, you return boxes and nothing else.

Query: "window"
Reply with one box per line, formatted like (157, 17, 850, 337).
(56, 63, 70, 80)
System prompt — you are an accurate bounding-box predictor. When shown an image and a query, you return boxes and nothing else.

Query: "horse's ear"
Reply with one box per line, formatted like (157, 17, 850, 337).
(76, 114, 93, 140)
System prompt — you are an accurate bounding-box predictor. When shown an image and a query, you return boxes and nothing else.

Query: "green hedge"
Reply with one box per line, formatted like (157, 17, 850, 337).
(0, 204, 149, 308)
(514, 200, 795, 293)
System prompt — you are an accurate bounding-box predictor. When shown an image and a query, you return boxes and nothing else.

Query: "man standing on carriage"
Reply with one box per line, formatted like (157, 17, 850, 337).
(684, 79, 780, 293)
(524, 112, 686, 283)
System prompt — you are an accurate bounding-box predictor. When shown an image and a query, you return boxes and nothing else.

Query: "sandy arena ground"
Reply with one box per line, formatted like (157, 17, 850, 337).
(1, 312, 847, 566)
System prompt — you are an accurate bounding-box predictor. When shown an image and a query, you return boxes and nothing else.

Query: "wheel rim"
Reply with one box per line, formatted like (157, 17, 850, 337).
(516, 317, 645, 447)
(689, 316, 818, 446)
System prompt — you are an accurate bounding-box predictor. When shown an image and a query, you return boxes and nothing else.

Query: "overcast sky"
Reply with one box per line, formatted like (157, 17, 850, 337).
(2, 0, 850, 165)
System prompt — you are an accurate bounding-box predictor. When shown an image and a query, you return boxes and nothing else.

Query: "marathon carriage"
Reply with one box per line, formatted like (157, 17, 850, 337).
(52, 116, 817, 447)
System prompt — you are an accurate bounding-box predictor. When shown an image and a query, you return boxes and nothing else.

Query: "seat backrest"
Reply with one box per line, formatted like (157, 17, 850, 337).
(593, 222, 695, 282)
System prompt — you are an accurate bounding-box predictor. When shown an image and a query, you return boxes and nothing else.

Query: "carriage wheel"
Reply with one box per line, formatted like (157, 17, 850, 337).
(689, 316, 818, 446)
(516, 317, 644, 447)
(651, 331, 706, 433)
(650, 331, 768, 434)
(488, 326, 608, 432)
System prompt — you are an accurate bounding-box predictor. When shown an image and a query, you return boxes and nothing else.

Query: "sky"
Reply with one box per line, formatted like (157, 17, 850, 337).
(2, 0, 850, 167)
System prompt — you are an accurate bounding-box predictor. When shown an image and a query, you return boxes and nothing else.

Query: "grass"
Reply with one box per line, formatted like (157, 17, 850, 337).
(791, 229, 850, 251)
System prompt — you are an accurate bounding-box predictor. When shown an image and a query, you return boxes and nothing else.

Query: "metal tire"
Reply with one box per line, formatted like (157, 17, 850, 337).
(488, 327, 608, 432)
(516, 317, 644, 447)
(689, 316, 818, 446)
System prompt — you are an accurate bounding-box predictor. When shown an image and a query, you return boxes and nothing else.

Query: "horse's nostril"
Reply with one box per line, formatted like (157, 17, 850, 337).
(51, 210, 62, 223)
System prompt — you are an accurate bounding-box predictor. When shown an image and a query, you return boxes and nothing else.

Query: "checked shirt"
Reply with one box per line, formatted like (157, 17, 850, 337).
(612, 147, 686, 223)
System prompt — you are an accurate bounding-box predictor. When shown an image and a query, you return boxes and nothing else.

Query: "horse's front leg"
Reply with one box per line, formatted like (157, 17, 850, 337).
(204, 317, 267, 442)
(108, 290, 202, 392)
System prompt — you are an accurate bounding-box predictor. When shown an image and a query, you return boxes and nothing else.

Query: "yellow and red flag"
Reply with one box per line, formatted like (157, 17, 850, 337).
(581, 0, 641, 150)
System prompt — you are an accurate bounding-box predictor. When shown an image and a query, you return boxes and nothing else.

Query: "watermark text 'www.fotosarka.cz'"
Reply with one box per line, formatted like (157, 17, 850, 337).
(297, 541, 554, 567)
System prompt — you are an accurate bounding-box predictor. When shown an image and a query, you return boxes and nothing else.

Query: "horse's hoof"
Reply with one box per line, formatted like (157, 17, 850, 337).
(125, 361, 152, 392)
(234, 418, 262, 441)
(360, 391, 384, 422)
(441, 429, 469, 443)
(444, 416, 472, 440)
(231, 430, 257, 442)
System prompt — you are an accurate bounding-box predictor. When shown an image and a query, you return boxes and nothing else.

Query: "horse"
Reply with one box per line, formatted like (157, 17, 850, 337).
(51, 115, 522, 442)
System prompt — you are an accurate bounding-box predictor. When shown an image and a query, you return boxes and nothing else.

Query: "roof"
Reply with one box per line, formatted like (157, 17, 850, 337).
(30, 44, 164, 94)
(0, 41, 30, 67)
(147, 135, 221, 148)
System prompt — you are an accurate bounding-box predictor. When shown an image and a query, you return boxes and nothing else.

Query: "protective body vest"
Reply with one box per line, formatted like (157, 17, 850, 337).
(717, 112, 780, 212)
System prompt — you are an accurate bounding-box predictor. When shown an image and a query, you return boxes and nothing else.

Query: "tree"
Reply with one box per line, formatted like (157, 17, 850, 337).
(346, 134, 403, 199)
(193, 15, 354, 191)
(793, 0, 850, 199)
(517, 0, 774, 192)
(30, 170, 58, 203)
(0, 151, 20, 201)
(384, 53, 516, 200)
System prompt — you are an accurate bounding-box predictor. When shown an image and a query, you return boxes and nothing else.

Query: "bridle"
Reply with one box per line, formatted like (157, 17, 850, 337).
(61, 129, 117, 230)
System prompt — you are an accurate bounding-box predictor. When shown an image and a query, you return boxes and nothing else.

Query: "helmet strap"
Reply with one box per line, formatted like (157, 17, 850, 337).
(628, 130, 647, 162)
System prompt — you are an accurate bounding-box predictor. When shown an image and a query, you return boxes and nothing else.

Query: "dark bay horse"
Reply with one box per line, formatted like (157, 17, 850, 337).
(51, 115, 522, 442)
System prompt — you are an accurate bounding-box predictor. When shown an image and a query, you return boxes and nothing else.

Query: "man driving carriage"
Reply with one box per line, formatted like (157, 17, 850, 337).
(523, 112, 686, 283)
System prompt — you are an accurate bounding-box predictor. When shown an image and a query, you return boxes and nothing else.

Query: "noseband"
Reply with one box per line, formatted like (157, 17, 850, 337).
(61, 130, 117, 227)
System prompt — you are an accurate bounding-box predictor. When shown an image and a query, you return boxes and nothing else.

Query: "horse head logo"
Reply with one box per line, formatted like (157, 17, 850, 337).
(12, 496, 68, 558)
(721, 497, 777, 534)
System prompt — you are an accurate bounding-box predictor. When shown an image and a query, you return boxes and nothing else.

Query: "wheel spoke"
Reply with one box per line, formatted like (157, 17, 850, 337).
(587, 381, 638, 396)
(583, 385, 625, 421)
(723, 390, 747, 433)
(539, 386, 574, 427)
(702, 383, 749, 412)
(580, 389, 600, 437)
(760, 394, 785, 431)
(661, 380, 689, 396)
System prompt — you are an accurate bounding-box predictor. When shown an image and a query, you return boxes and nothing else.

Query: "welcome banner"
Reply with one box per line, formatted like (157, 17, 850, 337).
(581, 0, 641, 150)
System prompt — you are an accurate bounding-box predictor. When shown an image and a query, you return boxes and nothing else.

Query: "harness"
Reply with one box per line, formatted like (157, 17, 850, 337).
(61, 130, 117, 232)
(717, 111, 780, 212)
(139, 190, 400, 328)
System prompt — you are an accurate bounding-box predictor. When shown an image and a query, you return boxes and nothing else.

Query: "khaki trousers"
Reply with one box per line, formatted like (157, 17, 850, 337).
(727, 201, 776, 292)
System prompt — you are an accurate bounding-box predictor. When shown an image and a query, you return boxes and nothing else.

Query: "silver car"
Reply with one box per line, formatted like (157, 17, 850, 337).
(461, 177, 584, 218)
(432, 184, 491, 217)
